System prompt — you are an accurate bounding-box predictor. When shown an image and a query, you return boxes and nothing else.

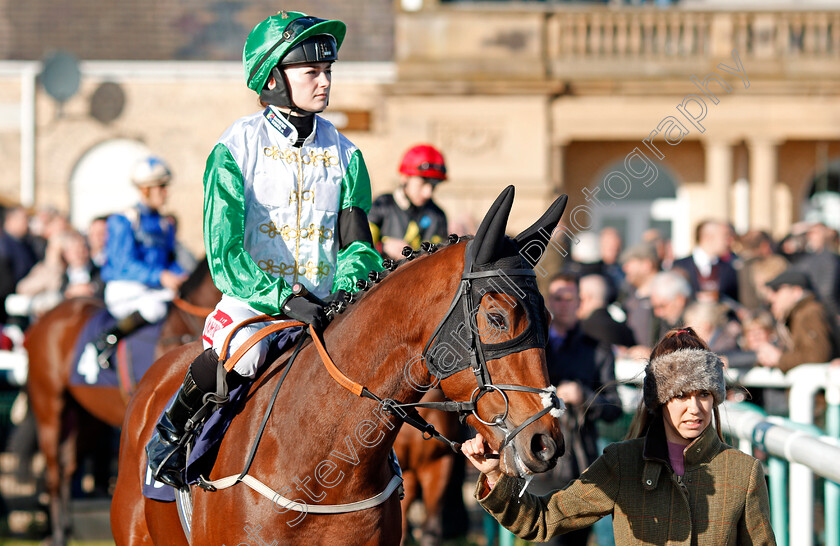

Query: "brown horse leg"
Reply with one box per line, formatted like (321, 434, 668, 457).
(29, 384, 73, 546)
(112, 346, 192, 546)
(56, 403, 80, 545)
(416, 455, 455, 546)
(400, 470, 419, 546)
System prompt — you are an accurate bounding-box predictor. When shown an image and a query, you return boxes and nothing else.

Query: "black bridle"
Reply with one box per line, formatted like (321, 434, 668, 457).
(375, 240, 565, 455)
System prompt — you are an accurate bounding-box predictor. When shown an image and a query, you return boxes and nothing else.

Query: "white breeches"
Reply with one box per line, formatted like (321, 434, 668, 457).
(202, 294, 282, 379)
(104, 280, 174, 322)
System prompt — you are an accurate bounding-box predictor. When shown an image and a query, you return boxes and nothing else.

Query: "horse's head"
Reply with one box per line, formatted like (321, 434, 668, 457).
(424, 186, 568, 477)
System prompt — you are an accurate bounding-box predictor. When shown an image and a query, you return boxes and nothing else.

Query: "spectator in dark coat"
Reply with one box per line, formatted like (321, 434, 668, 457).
(60, 230, 104, 300)
(538, 272, 622, 546)
(0, 206, 37, 324)
(672, 219, 739, 304)
(0, 206, 37, 284)
(793, 222, 840, 323)
(577, 273, 635, 348)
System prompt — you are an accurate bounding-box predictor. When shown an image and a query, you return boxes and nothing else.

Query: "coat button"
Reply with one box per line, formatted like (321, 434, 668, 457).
(646, 479, 652, 486)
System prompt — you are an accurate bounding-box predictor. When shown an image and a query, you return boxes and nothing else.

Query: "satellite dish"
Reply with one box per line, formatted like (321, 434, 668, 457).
(41, 51, 81, 103)
(90, 81, 126, 124)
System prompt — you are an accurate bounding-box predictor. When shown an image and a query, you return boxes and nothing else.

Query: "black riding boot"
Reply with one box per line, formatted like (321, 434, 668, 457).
(93, 311, 150, 368)
(146, 348, 226, 488)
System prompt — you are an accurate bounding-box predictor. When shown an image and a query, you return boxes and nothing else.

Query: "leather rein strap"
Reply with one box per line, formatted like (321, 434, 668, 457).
(216, 315, 459, 451)
(172, 296, 215, 318)
(217, 315, 366, 399)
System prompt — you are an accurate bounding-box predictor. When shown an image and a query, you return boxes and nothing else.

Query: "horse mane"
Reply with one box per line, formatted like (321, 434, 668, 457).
(330, 234, 470, 316)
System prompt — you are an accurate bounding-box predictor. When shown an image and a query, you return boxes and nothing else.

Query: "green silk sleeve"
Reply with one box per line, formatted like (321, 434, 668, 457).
(333, 149, 383, 293)
(203, 143, 292, 315)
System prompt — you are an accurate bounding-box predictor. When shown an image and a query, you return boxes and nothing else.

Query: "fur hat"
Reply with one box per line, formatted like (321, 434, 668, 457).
(643, 348, 726, 410)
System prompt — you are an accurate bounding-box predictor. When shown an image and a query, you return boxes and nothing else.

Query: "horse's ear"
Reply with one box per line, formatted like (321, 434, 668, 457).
(512, 194, 569, 263)
(472, 185, 515, 265)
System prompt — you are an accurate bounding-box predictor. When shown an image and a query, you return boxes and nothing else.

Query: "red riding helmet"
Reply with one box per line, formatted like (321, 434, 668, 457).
(398, 144, 447, 182)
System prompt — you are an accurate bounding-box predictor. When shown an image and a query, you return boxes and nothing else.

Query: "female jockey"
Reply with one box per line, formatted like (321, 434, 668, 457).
(89, 156, 187, 367)
(147, 11, 382, 489)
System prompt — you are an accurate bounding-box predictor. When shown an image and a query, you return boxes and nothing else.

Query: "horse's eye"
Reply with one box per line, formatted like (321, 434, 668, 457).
(487, 312, 508, 331)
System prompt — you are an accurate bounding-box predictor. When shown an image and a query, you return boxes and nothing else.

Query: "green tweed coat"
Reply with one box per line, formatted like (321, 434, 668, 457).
(476, 420, 775, 545)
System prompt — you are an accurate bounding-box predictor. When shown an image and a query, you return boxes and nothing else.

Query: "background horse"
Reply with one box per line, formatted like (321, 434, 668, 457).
(112, 187, 568, 545)
(394, 390, 460, 546)
(24, 259, 219, 545)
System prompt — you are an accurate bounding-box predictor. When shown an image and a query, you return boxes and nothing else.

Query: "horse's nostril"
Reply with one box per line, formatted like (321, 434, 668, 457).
(531, 433, 557, 462)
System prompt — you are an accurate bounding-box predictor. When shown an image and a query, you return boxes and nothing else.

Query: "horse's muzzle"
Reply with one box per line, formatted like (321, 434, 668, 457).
(516, 430, 563, 474)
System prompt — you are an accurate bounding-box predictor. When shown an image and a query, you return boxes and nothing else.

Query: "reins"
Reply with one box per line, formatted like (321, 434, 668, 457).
(206, 316, 460, 452)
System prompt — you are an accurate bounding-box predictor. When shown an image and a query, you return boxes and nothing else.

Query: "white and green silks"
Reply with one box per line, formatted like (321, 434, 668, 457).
(202, 107, 382, 316)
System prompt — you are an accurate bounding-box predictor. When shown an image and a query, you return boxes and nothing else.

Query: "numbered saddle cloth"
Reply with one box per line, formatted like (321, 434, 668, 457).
(71, 309, 163, 392)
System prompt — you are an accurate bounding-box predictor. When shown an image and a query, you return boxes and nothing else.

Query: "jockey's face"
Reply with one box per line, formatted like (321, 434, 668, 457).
(141, 184, 169, 211)
(402, 176, 436, 208)
(274, 62, 332, 114)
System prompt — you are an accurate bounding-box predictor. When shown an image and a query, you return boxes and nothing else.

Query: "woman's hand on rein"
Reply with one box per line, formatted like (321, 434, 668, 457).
(462, 433, 502, 483)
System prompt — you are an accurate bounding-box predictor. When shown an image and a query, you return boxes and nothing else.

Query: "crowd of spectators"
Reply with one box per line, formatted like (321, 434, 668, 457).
(560, 220, 840, 378)
(0, 206, 109, 335)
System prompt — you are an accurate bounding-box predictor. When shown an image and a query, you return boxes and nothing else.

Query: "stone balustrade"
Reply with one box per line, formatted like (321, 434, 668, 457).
(398, 6, 840, 82)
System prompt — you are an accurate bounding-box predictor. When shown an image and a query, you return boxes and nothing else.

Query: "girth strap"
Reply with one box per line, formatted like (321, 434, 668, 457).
(196, 473, 403, 514)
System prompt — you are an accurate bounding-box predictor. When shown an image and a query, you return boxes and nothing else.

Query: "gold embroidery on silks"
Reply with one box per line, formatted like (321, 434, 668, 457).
(289, 190, 315, 205)
(263, 146, 282, 160)
(307, 149, 339, 167)
(259, 222, 282, 239)
(258, 258, 331, 282)
(257, 259, 294, 278)
(279, 225, 300, 241)
(298, 261, 331, 282)
(311, 224, 333, 243)
(263, 147, 300, 163)
(276, 223, 333, 243)
(263, 147, 338, 168)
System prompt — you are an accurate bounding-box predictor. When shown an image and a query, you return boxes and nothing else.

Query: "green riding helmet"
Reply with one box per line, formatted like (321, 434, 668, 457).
(243, 11, 346, 96)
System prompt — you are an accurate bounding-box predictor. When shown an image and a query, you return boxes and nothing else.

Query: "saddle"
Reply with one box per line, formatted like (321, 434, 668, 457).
(143, 322, 303, 502)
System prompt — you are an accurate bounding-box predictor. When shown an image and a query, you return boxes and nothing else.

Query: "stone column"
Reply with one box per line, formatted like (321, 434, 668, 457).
(550, 141, 566, 196)
(704, 139, 734, 222)
(747, 138, 779, 232)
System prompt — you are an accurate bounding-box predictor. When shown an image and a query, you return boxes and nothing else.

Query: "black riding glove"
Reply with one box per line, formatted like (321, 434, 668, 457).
(322, 290, 348, 305)
(282, 295, 328, 333)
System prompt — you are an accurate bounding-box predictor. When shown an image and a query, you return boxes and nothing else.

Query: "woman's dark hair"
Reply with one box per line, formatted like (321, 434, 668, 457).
(625, 327, 723, 440)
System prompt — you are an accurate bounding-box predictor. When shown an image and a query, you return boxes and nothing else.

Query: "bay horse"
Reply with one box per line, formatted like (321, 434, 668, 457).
(112, 186, 568, 545)
(24, 259, 220, 545)
(393, 389, 460, 546)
